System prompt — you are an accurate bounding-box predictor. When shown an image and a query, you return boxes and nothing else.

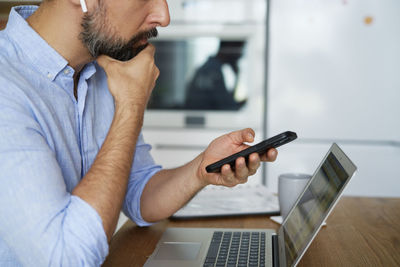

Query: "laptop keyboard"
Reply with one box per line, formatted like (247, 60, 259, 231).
(203, 231, 266, 267)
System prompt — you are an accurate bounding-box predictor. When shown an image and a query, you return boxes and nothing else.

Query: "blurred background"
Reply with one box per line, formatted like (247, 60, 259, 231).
(1, 0, 399, 197)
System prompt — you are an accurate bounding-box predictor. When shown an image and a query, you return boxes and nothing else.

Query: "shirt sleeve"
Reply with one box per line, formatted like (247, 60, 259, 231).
(122, 133, 162, 226)
(0, 88, 108, 266)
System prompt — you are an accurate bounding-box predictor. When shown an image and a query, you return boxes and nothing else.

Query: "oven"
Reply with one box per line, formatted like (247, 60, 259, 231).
(143, 0, 267, 184)
(144, 0, 267, 131)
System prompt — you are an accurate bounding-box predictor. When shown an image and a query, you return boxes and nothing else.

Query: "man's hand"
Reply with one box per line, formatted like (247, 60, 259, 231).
(197, 128, 278, 187)
(96, 44, 159, 109)
(140, 128, 278, 222)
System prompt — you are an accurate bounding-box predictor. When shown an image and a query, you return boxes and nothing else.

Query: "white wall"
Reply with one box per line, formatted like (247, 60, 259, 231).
(267, 0, 400, 197)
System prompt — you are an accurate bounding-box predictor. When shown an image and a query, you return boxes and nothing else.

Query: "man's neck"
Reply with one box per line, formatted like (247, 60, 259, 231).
(26, 1, 93, 73)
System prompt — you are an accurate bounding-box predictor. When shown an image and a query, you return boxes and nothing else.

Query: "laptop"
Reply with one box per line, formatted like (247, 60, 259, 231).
(144, 143, 357, 267)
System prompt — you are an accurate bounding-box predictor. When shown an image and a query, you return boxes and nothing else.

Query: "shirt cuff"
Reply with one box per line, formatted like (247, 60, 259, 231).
(124, 167, 162, 227)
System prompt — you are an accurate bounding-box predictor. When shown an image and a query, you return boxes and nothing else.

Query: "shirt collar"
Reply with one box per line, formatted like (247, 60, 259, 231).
(5, 6, 69, 81)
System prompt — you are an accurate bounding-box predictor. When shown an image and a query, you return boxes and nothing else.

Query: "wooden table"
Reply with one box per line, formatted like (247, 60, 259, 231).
(103, 197, 400, 267)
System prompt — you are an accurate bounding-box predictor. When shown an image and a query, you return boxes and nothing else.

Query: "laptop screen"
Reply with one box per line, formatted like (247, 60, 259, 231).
(280, 146, 354, 266)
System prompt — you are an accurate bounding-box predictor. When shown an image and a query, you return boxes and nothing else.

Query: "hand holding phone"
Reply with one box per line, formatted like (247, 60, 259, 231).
(205, 131, 297, 173)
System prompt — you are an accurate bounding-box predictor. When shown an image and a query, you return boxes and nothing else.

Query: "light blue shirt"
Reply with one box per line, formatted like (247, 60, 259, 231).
(0, 6, 161, 266)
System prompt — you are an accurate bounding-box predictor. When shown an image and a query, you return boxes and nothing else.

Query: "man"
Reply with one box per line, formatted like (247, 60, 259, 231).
(0, 0, 277, 266)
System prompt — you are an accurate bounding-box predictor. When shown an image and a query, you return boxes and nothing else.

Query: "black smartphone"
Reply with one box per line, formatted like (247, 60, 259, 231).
(205, 131, 297, 173)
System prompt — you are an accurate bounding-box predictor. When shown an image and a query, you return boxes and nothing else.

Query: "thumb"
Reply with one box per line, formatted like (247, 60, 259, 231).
(229, 128, 255, 144)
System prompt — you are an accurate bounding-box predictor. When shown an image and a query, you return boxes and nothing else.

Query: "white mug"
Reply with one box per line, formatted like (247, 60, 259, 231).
(278, 173, 312, 219)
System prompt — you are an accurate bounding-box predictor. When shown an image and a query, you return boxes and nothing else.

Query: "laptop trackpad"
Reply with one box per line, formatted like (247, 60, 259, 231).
(155, 242, 201, 260)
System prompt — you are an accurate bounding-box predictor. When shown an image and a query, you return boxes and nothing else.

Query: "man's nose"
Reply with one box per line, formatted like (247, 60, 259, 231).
(148, 0, 170, 27)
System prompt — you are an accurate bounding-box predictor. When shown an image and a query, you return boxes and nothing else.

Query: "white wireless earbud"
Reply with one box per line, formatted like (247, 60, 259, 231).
(80, 0, 88, 13)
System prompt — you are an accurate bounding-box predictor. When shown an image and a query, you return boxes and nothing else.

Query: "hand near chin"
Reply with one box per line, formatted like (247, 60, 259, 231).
(197, 128, 278, 187)
(96, 44, 159, 109)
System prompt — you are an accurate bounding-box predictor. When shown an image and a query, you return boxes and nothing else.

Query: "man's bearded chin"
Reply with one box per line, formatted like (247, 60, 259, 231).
(80, 24, 158, 61)
(107, 28, 158, 61)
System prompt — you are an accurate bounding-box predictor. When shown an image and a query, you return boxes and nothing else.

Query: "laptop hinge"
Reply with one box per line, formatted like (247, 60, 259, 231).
(272, 234, 280, 267)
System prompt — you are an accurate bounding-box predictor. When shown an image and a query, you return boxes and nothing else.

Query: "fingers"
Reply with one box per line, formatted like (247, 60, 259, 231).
(202, 129, 279, 188)
(235, 157, 248, 178)
(247, 153, 261, 175)
(220, 164, 236, 186)
(219, 155, 259, 186)
(95, 43, 159, 107)
(260, 148, 278, 162)
(130, 43, 156, 60)
(97, 44, 156, 69)
(145, 43, 156, 56)
(207, 150, 278, 188)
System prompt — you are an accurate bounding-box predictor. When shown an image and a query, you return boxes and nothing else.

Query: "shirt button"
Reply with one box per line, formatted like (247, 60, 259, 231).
(47, 73, 52, 79)
(64, 69, 70, 75)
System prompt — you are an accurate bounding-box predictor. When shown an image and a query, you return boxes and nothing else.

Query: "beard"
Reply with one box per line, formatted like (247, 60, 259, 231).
(79, 0, 158, 61)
